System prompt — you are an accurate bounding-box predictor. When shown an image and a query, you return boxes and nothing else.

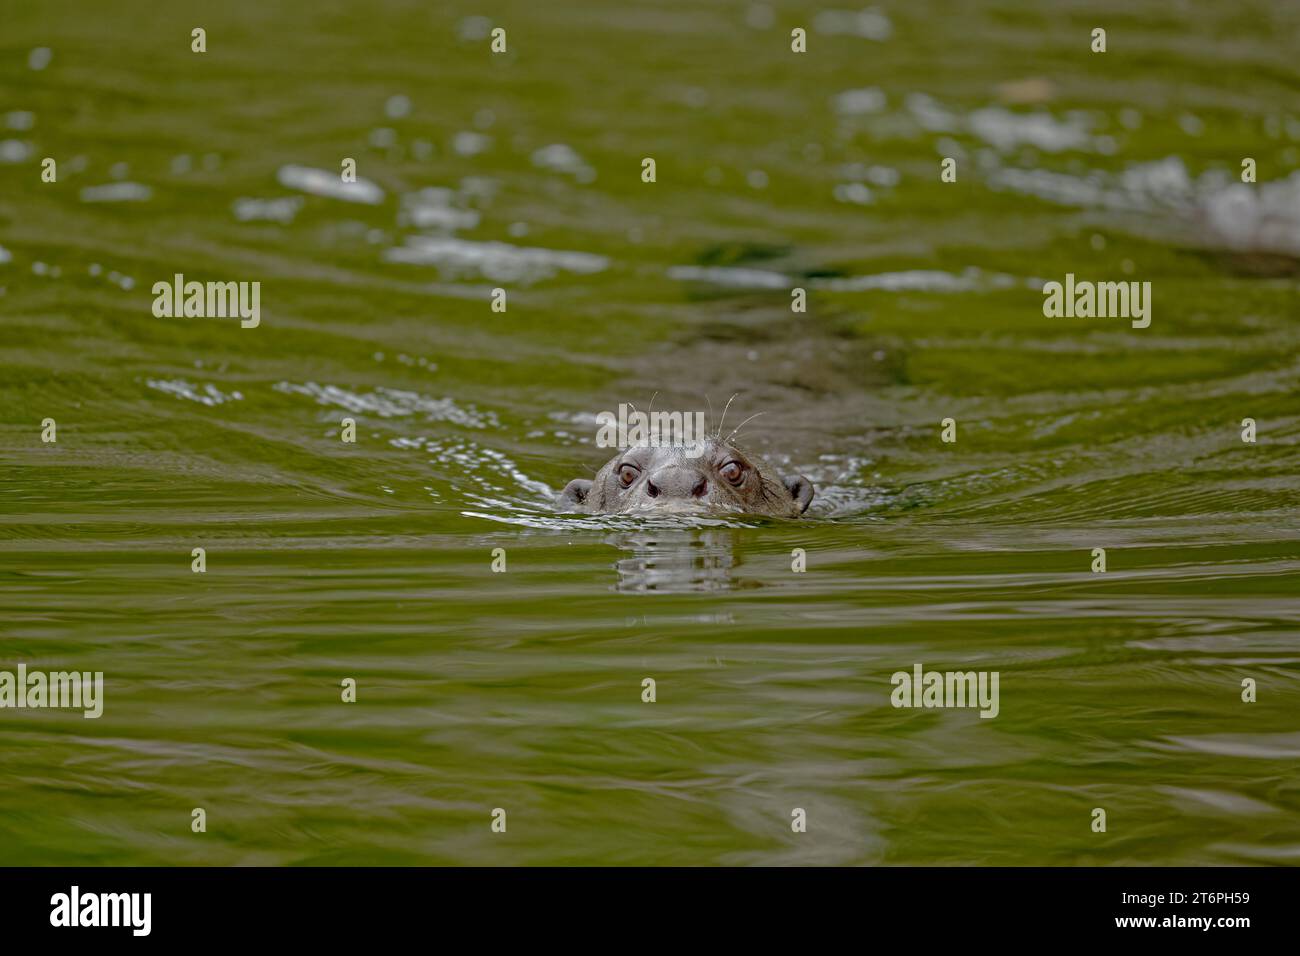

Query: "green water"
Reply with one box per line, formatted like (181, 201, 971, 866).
(2, 1, 1299, 865)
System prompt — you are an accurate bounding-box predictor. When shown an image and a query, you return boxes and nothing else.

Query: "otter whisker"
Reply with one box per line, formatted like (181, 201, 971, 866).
(725, 411, 764, 444)
(715, 393, 739, 440)
(703, 393, 714, 437)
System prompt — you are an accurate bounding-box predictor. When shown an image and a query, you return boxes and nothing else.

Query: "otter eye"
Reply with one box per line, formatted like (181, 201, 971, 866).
(617, 463, 640, 487)
(719, 460, 745, 485)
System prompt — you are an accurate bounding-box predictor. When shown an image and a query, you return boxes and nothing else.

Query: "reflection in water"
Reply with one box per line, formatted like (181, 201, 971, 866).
(608, 530, 751, 593)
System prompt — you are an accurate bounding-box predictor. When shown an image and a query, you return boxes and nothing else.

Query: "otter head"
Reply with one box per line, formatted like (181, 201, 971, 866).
(557, 438, 815, 517)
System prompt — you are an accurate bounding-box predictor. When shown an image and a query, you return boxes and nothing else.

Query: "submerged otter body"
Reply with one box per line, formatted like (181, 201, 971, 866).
(557, 438, 814, 517)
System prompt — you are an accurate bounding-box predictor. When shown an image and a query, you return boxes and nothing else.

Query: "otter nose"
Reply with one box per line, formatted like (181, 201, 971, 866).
(643, 466, 707, 500)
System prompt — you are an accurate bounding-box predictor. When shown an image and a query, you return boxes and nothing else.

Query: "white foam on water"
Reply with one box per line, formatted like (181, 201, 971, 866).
(814, 8, 892, 40)
(833, 87, 887, 116)
(385, 94, 411, 119)
(989, 166, 1113, 208)
(5, 111, 34, 131)
(79, 182, 152, 202)
(0, 245, 10, 265)
(906, 92, 957, 132)
(462, 508, 753, 531)
(833, 182, 874, 204)
(840, 163, 900, 186)
(147, 379, 243, 406)
(989, 156, 1195, 212)
(398, 188, 480, 231)
(404, 206, 480, 231)
(277, 164, 384, 204)
(0, 139, 33, 163)
(383, 236, 609, 283)
(1121, 156, 1196, 202)
(667, 265, 791, 288)
(393, 435, 554, 498)
(531, 143, 596, 182)
(452, 131, 490, 157)
(232, 196, 304, 223)
(1201, 173, 1300, 255)
(815, 267, 1031, 293)
(989, 154, 1300, 255)
(275, 381, 499, 428)
(667, 264, 1031, 293)
(906, 94, 1101, 154)
(457, 15, 492, 41)
(459, 176, 498, 204)
(967, 106, 1096, 153)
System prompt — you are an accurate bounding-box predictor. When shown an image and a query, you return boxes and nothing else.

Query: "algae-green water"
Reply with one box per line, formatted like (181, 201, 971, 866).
(1, 1, 1299, 865)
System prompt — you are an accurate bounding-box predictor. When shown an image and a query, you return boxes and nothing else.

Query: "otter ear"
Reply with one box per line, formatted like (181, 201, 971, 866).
(783, 475, 815, 514)
(557, 478, 593, 511)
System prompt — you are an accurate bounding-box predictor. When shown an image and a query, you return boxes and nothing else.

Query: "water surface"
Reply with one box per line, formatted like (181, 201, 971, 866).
(1, 0, 1299, 865)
